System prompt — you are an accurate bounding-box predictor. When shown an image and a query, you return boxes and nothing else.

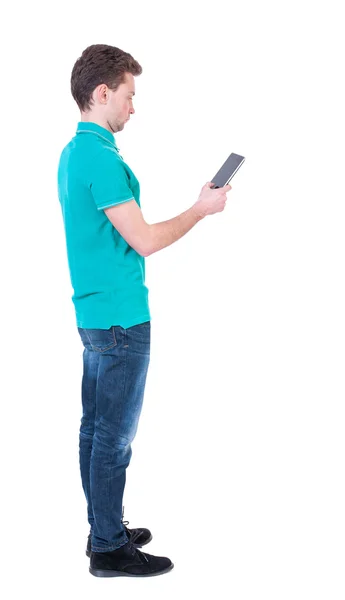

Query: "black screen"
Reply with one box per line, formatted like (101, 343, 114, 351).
(211, 152, 245, 188)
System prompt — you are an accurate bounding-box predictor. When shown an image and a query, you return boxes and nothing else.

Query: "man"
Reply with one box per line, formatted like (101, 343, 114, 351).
(57, 44, 231, 579)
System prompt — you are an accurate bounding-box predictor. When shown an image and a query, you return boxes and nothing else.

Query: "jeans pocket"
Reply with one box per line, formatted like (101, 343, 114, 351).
(78, 326, 117, 352)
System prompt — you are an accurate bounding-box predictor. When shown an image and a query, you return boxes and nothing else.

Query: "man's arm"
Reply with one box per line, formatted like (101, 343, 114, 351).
(104, 199, 204, 257)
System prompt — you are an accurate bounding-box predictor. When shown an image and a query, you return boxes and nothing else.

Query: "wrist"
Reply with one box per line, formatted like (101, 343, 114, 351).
(191, 203, 205, 221)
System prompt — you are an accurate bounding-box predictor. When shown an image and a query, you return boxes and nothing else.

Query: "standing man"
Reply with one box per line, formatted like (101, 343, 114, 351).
(57, 44, 231, 579)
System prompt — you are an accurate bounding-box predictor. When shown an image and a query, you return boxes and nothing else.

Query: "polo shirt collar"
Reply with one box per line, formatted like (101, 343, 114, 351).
(76, 121, 119, 150)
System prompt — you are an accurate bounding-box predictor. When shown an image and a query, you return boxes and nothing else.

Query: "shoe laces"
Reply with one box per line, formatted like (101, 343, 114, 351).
(121, 505, 129, 527)
(127, 541, 149, 563)
(121, 506, 142, 545)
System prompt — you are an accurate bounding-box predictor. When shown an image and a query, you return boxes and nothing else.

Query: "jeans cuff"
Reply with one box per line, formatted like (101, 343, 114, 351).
(91, 532, 129, 553)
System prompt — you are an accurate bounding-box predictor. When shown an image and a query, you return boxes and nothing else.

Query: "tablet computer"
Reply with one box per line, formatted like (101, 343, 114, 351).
(211, 152, 245, 188)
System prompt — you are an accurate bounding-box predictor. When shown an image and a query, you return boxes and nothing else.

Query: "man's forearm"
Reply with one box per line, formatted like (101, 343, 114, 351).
(145, 205, 204, 256)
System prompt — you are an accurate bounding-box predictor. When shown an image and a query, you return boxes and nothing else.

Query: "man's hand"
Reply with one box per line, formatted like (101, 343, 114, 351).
(193, 181, 232, 218)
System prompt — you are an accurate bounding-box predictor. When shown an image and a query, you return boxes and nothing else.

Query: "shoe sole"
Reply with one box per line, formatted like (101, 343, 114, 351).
(85, 534, 153, 558)
(89, 563, 174, 578)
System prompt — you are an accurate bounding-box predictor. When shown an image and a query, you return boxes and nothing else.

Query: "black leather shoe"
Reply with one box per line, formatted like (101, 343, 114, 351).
(89, 540, 174, 578)
(86, 525, 152, 557)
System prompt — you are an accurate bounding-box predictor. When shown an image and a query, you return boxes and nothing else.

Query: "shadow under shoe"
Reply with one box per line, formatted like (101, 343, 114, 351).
(89, 540, 174, 578)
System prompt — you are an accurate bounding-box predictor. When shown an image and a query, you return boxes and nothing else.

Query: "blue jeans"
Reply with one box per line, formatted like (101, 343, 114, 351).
(77, 322, 151, 552)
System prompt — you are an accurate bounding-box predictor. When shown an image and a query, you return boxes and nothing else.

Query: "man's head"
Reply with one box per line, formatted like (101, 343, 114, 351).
(71, 44, 142, 133)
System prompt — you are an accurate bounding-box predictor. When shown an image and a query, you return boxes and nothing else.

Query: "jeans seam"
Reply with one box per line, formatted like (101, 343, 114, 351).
(105, 331, 128, 544)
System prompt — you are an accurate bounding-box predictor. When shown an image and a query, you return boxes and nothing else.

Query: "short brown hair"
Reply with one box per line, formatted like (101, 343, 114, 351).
(71, 44, 142, 112)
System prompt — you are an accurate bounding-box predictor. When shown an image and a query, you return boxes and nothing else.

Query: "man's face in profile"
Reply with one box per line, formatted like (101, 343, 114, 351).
(107, 72, 136, 133)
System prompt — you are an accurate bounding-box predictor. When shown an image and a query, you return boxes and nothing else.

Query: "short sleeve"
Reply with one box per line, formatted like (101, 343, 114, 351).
(89, 148, 135, 211)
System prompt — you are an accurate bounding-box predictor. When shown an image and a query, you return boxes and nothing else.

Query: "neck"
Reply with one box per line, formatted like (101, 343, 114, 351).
(80, 113, 114, 134)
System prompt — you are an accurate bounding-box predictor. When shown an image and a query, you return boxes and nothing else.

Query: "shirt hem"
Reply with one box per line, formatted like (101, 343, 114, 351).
(97, 197, 135, 210)
(76, 313, 151, 330)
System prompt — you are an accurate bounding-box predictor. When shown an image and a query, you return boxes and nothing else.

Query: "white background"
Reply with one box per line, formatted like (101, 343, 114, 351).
(2, 0, 344, 598)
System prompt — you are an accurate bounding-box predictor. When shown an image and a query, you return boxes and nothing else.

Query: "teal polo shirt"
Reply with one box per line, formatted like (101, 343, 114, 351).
(57, 121, 150, 329)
